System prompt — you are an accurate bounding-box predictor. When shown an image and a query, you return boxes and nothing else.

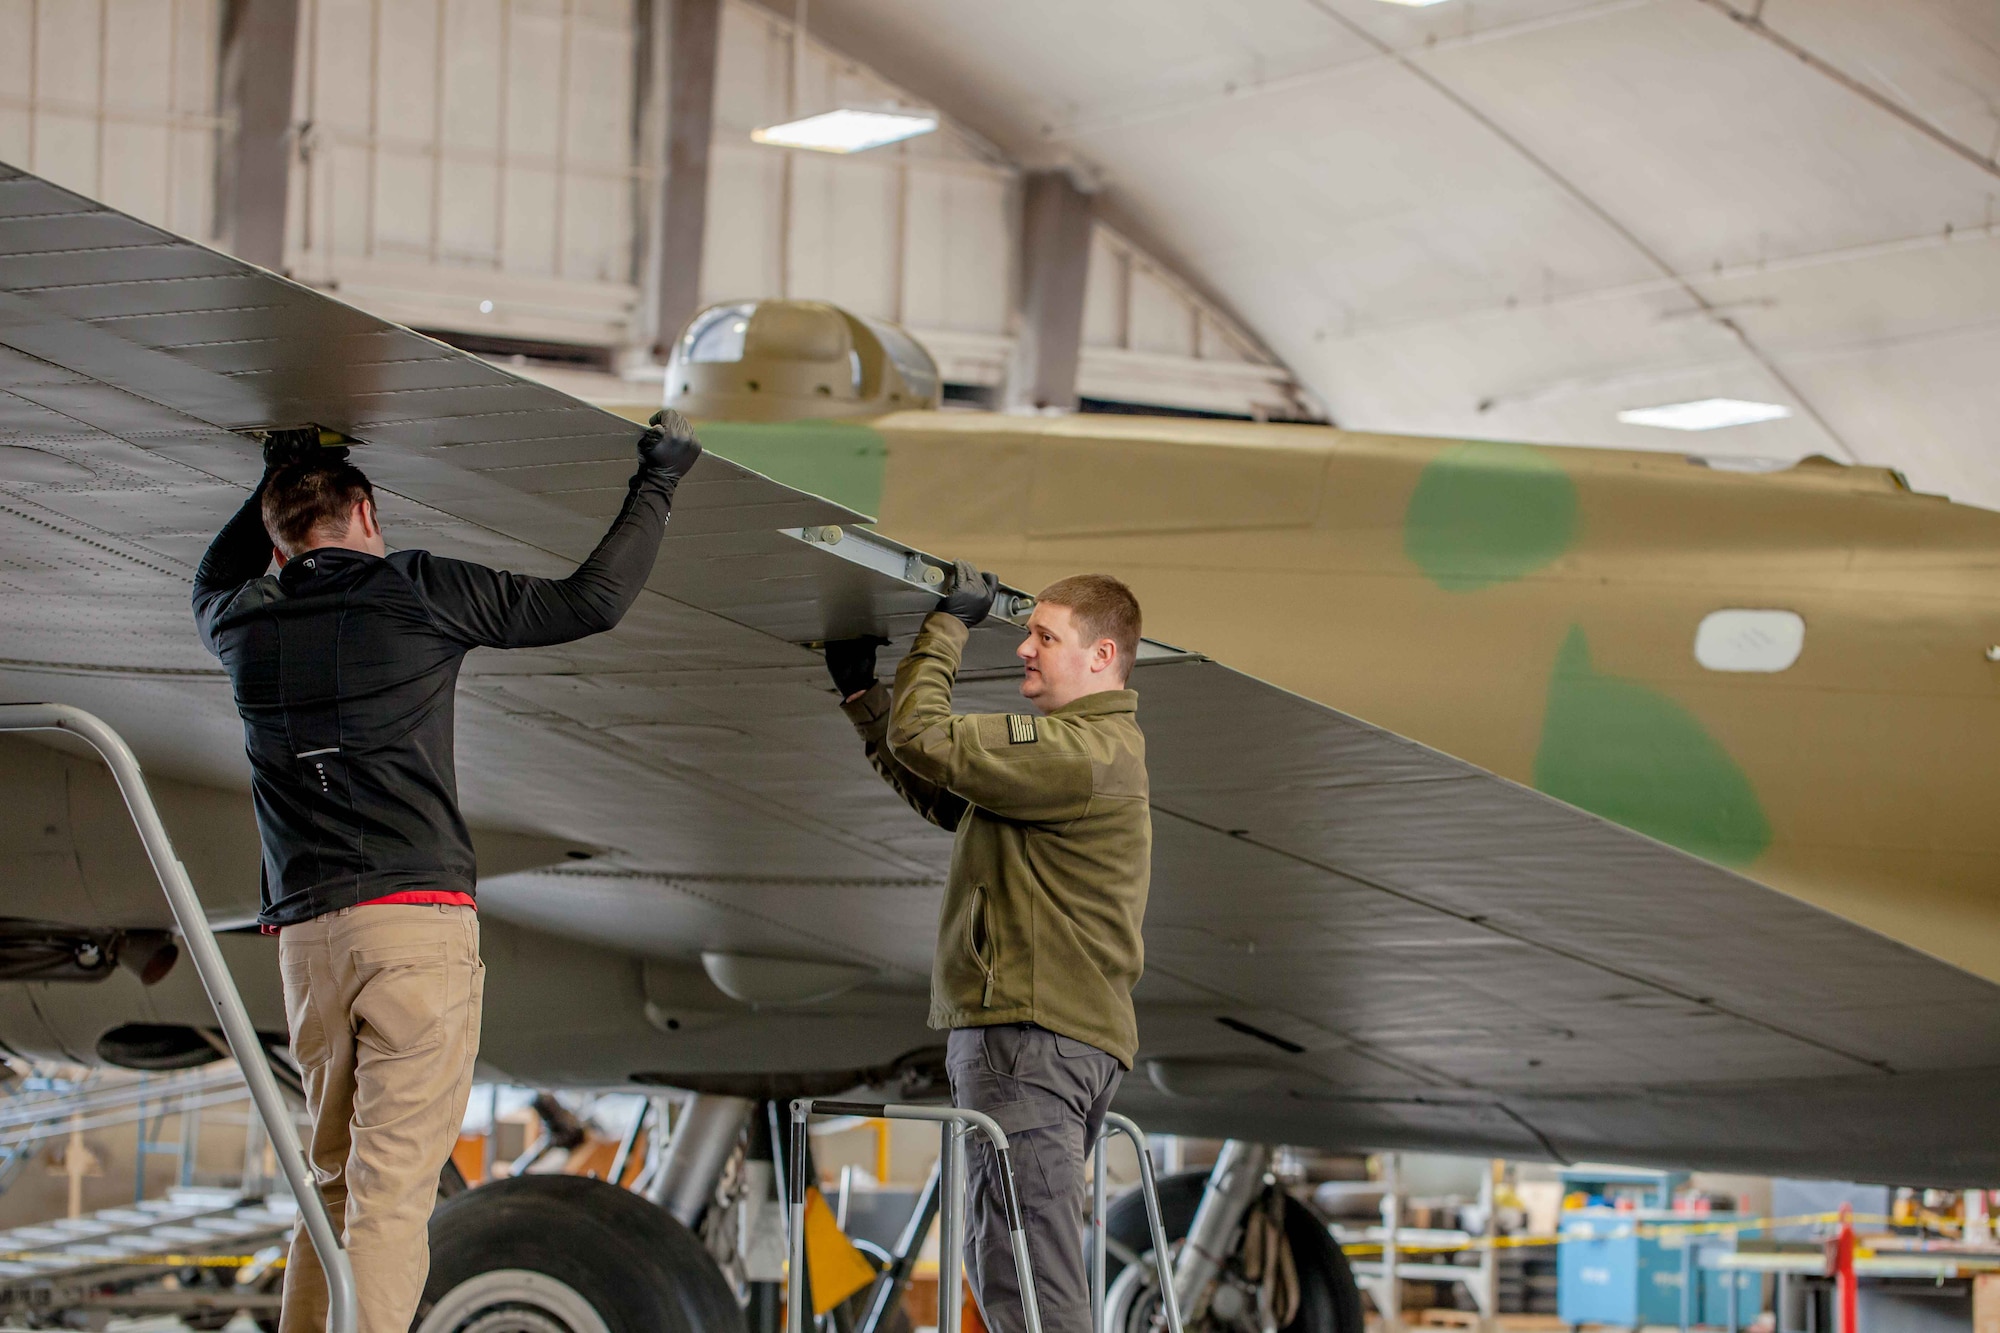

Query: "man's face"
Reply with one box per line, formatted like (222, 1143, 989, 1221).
(1017, 603, 1118, 712)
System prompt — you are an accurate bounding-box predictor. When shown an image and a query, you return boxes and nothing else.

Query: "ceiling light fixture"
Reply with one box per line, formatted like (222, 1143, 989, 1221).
(1617, 398, 1792, 431)
(751, 108, 938, 154)
(1373, 0, 1455, 7)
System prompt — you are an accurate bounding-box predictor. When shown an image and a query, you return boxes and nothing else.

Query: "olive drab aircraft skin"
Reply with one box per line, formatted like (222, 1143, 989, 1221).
(654, 300, 2000, 988)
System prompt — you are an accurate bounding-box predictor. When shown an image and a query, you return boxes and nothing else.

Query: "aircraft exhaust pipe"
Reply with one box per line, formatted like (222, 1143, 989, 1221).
(647, 1092, 756, 1225)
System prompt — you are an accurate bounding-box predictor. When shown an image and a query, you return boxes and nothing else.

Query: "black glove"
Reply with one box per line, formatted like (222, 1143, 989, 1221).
(939, 559, 997, 628)
(639, 408, 702, 482)
(825, 635, 888, 699)
(262, 426, 346, 472)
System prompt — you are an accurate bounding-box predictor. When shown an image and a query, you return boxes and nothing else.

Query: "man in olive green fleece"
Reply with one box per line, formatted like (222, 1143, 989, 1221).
(827, 563, 1150, 1333)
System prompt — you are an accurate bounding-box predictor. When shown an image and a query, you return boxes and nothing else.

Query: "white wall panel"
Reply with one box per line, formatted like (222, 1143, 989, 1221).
(0, 3, 31, 165)
(291, 0, 639, 341)
(100, 0, 172, 218)
(1, 0, 1303, 413)
(702, 144, 783, 301)
(1127, 265, 1194, 358)
(33, 0, 102, 205)
(706, 0, 1013, 336)
(1082, 230, 1125, 349)
(898, 169, 1012, 334)
(0, 0, 217, 240)
(785, 151, 898, 316)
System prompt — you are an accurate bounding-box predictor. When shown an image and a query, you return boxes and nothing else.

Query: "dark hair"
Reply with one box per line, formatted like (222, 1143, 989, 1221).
(261, 460, 375, 557)
(1036, 574, 1143, 681)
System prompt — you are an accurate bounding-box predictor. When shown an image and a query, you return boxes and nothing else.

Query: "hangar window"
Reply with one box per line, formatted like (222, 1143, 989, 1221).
(1694, 609, 1805, 672)
(682, 303, 754, 364)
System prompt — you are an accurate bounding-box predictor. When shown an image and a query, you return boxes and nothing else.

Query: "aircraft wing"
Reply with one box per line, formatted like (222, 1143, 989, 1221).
(4, 161, 1996, 1184)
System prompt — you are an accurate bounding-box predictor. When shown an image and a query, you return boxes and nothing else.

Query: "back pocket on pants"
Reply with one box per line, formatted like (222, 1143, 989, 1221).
(352, 944, 447, 1056)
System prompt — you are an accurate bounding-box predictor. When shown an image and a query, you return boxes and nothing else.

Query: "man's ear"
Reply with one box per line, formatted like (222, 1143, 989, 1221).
(1092, 638, 1118, 675)
(354, 496, 381, 539)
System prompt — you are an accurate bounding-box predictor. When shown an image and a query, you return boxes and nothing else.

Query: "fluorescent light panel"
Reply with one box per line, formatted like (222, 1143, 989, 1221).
(751, 109, 938, 154)
(1617, 398, 1792, 431)
(1374, 0, 1455, 7)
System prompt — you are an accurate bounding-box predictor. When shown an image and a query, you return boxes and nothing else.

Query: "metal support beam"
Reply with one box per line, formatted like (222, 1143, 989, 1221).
(217, 0, 301, 271)
(1003, 170, 1094, 412)
(1473, 1161, 1498, 1333)
(645, 0, 723, 360)
(1376, 1152, 1402, 1333)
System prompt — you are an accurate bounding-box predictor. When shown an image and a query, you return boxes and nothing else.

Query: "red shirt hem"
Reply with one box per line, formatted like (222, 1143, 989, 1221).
(365, 890, 478, 908)
(261, 890, 476, 934)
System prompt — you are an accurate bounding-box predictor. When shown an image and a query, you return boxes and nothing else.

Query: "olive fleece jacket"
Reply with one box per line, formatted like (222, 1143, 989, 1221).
(841, 613, 1151, 1066)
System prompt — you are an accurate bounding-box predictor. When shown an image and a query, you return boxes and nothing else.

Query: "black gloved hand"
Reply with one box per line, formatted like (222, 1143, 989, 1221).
(262, 426, 346, 473)
(939, 558, 998, 628)
(639, 408, 702, 482)
(825, 635, 889, 699)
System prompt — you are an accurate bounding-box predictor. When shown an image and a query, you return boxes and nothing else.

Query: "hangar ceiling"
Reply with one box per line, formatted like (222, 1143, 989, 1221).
(779, 0, 2000, 510)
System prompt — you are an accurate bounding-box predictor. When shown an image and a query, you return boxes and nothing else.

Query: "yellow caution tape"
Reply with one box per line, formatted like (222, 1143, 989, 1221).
(2, 1209, 1932, 1271)
(1339, 1212, 1902, 1258)
(0, 1251, 286, 1268)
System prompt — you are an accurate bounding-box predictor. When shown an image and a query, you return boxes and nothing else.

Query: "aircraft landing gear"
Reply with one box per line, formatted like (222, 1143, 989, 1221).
(417, 1174, 746, 1333)
(1103, 1162, 1364, 1333)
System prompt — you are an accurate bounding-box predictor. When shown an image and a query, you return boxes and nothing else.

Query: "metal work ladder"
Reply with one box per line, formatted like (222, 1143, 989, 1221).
(789, 1097, 1185, 1333)
(0, 704, 357, 1333)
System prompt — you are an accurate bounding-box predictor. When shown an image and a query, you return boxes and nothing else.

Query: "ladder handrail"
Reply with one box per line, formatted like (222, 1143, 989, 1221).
(1097, 1111, 1187, 1333)
(794, 1099, 1187, 1333)
(794, 1098, 1045, 1333)
(0, 703, 357, 1333)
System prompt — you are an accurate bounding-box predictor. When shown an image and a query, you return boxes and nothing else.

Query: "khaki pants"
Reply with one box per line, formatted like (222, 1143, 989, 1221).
(278, 904, 484, 1333)
(947, 1023, 1123, 1333)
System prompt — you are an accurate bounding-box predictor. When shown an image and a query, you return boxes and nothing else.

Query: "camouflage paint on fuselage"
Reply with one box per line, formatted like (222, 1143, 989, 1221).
(1535, 624, 1771, 866)
(1404, 440, 1578, 592)
(609, 404, 2000, 986)
(693, 419, 889, 520)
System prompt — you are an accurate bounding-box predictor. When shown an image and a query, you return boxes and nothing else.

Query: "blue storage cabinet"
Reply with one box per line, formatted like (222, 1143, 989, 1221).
(1557, 1167, 1685, 1328)
(1557, 1211, 1760, 1329)
(1701, 1266, 1763, 1328)
(1559, 1211, 1671, 1327)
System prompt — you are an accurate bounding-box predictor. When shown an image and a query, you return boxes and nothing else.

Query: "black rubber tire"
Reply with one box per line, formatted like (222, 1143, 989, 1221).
(419, 1174, 748, 1333)
(1104, 1170, 1365, 1333)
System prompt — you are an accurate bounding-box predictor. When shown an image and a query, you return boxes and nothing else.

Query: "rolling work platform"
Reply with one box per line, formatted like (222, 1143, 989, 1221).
(790, 1097, 1187, 1333)
(0, 1187, 292, 1318)
(0, 704, 357, 1333)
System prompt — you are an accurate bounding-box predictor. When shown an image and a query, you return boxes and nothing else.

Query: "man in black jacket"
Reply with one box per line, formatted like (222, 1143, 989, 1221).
(192, 415, 700, 1333)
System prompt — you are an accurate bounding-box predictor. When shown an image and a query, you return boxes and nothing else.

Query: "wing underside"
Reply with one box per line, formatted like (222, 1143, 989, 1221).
(3, 161, 1995, 1181)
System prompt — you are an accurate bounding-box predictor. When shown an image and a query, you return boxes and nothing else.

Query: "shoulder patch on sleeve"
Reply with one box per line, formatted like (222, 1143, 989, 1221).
(1007, 714, 1038, 745)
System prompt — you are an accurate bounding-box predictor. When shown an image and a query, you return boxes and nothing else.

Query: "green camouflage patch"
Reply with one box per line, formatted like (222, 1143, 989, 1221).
(1534, 625, 1771, 867)
(1404, 440, 1578, 591)
(695, 419, 889, 520)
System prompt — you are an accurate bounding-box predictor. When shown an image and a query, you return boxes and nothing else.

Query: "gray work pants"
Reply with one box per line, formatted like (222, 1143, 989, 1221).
(947, 1023, 1123, 1333)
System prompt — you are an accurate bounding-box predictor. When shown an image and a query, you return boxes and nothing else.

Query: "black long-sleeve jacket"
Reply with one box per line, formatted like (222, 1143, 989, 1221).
(193, 464, 676, 925)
